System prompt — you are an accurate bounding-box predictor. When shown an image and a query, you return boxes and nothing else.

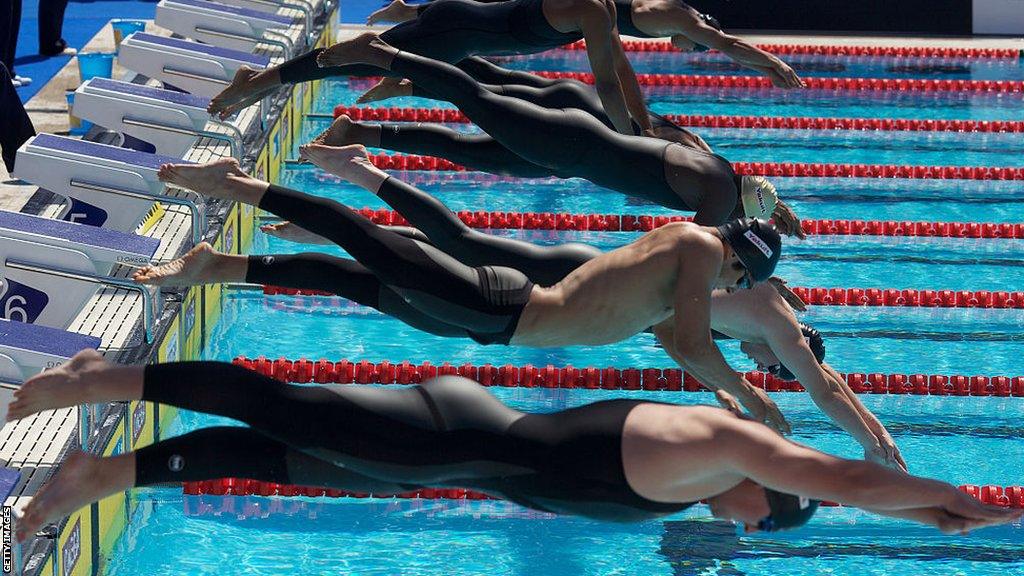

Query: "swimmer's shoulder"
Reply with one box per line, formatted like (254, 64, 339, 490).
(649, 221, 720, 252)
(631, 403, 732, 443)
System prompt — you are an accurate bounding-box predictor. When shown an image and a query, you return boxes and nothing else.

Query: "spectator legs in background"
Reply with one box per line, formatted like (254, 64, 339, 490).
(0, 61, 36, 173)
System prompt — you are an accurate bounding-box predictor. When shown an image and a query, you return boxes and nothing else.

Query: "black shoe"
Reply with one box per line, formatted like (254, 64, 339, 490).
(40, 39, 76, 57)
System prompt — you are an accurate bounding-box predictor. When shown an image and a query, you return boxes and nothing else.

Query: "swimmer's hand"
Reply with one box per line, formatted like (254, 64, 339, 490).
(769, 62, 805, 89)
(748, 387, 791, 435)
(767, 276, 807, 312)
(936, 488, 1024, 534)
(714, 386, 789, 435)
(866, 441, 909, 473)
(867, 501, 1022, 535)
(772, 200, 805, 239)
(714, 390, 744, 416)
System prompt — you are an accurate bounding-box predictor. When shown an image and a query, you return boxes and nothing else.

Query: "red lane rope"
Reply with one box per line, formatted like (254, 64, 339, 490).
(362, 152, 1024, 181)
(333, 105, 1024, 134)
(530, 71, 1024, 94)
(230, 356, 1024, 397)
(792, 287, 1024, 308)
(325, 205, 1024, 239)
(182, 481, 1024, 509)
(261, 284, 1024, 310)
(561, 40, 1023, 60)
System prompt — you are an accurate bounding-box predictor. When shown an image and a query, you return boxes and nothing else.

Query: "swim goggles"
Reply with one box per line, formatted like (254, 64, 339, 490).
(737, 266, 754, 290)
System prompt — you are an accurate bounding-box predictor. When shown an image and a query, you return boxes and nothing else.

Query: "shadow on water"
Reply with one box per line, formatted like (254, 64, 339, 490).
(658, 520, 1024, 575)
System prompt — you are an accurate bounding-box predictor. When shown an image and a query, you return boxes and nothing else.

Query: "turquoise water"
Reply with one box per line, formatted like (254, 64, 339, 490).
(103, 51, 1024, 575)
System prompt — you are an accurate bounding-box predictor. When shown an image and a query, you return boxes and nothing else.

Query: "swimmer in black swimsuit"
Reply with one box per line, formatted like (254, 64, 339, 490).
(140, 153, 794, 431)
(352, 55, 714, 150)
(360, 55, 712, 147)
(12, 357, 1017, 545)
(313, 33, 786, 227)
(366, 0, 803, 87)
(209, 0, 651, 135)
(248, 150, 901, 468)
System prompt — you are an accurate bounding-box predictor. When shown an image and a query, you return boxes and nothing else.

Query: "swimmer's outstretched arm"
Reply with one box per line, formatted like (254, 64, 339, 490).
(655, 238, 791, 434)
(577, 1, 644, 134)
(822, 362, 907, 471)
(756, 298, 905, 471)
(603, 6, 652, 133)
(677, 17, 804, 89)
(718, 416, 1023, 533)
(652, 318, 788, 434)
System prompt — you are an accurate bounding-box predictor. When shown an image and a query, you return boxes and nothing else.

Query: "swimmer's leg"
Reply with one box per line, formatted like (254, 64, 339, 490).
(134, 427, 415, 494)
(127, 238, 469, 337)
(379, 124, 544, 175)
(323, 35, 638, 182)
(132, 242, 245, 286)
(258, 182, 531, 336)
(361, 58, 582, 110)
(455, 56, 556, 89)
(245, 253, 472, 338)
(453, 58, 614, 127)
(159, 156, 531, 337)
(401, 75, 615, 130)
(15, 427, 414, 541)
(209, 14, 464, 118)
(312, 143, 599, 286)
(319, 114, 554, 178)
(130, 242, 380, 303)
(10, 357, 525, 484)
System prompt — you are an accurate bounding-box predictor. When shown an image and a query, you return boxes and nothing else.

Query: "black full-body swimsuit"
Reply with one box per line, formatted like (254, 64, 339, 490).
(280, 0, 582, 82)
(372, 56, 709, 178)
(276, 3, 739, 218)
(136, 369, 696, 522)
(249, 172, 598, 342)
(253, 180, 536, 345)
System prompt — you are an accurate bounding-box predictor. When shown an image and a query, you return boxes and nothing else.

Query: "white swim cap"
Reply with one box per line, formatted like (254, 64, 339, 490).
(740, 176, 778, 220)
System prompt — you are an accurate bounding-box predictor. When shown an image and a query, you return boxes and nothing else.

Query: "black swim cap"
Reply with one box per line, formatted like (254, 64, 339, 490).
(758, 489, 820, 532)
(770, 323, 826, 381)
(717, 218, 782, 284)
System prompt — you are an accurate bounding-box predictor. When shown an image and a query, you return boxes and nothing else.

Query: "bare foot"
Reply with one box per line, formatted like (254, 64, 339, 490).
(316, 32, 394, 69)
(260, 222, 332, 244)
(357, 78, 413, 104)
(311, 114, 360, 146)
(298, 143, 374, 182)
(207, 67, 270, 120)
(157, 158, 247, 198)
(17, 452, 121, 543)
(366, 0, 418, 25)
(7, 349, 107, 422)
(133, 242, 226, 287)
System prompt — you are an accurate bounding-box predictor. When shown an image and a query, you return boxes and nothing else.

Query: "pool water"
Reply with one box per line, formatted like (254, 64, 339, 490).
(104, 47, 1024, 575)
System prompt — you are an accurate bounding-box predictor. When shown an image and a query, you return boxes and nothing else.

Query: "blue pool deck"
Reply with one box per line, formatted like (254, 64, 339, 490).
(0, 7, 325, 575)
